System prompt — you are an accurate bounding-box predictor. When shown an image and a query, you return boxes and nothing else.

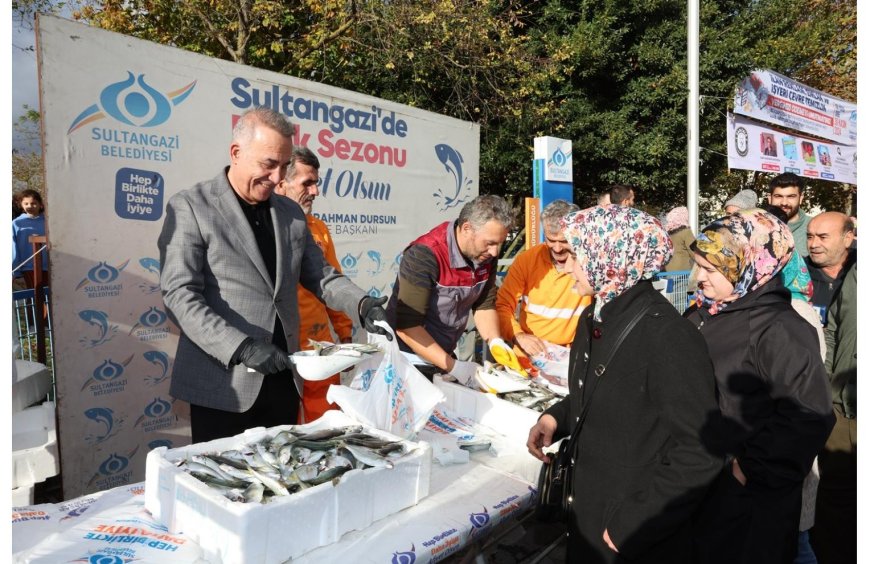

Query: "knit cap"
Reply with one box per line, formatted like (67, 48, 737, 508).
(724, 189, 758, 211)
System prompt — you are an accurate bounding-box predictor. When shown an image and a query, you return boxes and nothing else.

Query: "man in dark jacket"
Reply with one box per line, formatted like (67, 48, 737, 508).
(805, 212, 856, 325)
(811, 230, 857, 564)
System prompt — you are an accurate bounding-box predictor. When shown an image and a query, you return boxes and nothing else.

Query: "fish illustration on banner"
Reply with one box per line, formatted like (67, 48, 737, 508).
(433, 144, 473, 211)
(84, 406, 124, 444)
(366, 250, 383, 276)
(138, 256, 161, 294)
(143, 350, 171, 386)
(78, 310, 119, 348)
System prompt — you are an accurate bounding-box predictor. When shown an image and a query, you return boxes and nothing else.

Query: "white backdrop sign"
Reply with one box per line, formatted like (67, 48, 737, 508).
(37, 15, 479, 498)
(726, 113, 857, 185)
(733, 69, 857, 146)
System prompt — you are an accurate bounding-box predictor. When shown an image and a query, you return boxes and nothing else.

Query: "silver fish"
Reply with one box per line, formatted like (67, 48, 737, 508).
(243, 481, 265, 503)
(340, 443, 394, 469)
(246, 465, 289, 497)
(269, 430, 298, 450)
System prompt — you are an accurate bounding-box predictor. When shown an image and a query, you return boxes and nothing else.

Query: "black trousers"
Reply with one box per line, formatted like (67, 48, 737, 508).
(811, 406, 857, 564)
(693, 465, 801, 564)
(190, 369, 300, 444)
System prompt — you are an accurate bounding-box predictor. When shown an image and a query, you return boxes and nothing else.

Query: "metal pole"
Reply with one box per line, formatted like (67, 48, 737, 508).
(687, 0, 700, 234)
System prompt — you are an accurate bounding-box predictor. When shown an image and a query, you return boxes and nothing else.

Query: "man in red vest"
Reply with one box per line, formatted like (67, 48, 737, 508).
(385, 195, 519, 384)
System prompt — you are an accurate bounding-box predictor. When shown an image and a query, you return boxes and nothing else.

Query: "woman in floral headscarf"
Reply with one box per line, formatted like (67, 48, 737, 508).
(686, 209, 834, 564)
(527, 205, 721, 563)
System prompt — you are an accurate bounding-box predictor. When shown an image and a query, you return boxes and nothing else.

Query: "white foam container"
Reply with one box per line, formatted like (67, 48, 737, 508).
(432, 376, 544, 484)
(11, 484, 36, 507)
(145, 410, 431, 563)
(12, 401, 60, 491)
(12, 360, 52, 414)
(433, 376, 541, 441)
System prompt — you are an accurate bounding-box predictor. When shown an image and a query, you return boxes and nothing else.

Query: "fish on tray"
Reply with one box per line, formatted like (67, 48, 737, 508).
(175, 425, 415, 504)
(499, 383, 562, 413)
(308, 340, 382, 357)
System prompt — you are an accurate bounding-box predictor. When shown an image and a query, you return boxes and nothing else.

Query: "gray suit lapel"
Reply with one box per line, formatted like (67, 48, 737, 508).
(212, 175, 274, 291)
(271, 198, 289, 299)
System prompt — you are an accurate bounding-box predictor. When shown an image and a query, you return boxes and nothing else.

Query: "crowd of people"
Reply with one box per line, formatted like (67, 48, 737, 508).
(63, 105, 848, 563)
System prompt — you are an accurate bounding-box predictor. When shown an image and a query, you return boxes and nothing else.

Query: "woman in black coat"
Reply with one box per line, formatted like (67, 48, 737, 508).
(686, 209, 835, 564)
(527, 205, 723, 563)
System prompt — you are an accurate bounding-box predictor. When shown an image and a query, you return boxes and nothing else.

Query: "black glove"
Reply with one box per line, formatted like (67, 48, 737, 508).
(235, 339, 293, 375)
(359, 295, 393, 340)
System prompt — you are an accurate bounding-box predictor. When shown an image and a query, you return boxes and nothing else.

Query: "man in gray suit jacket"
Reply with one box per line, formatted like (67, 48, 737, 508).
(158, 107, 389, 443)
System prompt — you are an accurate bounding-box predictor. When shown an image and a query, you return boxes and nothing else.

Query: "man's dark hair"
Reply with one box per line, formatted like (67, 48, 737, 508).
(768, 173, 805, 195)
(290, 146, 320, 175)
(608, 184, 635, 205)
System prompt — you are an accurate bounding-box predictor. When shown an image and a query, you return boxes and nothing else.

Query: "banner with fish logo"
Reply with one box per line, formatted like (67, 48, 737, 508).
(38, 14, 478, 498)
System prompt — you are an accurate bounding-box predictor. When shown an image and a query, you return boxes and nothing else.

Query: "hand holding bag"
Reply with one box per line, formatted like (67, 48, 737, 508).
(535, 303, 653, 522)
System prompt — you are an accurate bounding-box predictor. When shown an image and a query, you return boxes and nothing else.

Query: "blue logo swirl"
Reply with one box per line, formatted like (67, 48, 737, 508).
(384, 364, 396, 385)
(392, 545, 416, 564)
(340, 253, 361, 270)
(469, 508, 490, 529)
(68, 71, 197, 133)
(144, 397, 172, 418)
(361, 368, 375, 391)
(93, 359, 125, 382)
(88, 262, 120, 283)
(552, 147, 567, 167)
(89, 556, 124, 564)
(98, 453, 129, 477)
(139, 307, 168, 327)
(148, 439, 173, 450)
(367, 286, 382, 298)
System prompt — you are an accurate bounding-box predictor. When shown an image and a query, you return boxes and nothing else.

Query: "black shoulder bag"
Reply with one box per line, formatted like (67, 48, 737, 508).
(535, 303, 653, 522)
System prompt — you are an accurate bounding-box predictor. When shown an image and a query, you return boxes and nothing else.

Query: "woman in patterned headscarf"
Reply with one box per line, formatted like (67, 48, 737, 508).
(527, 205, 721, 564)
(687, 209, 834, 564)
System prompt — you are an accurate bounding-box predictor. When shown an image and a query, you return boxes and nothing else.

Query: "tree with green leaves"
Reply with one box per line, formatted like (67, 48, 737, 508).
(15, 0, 856, 218)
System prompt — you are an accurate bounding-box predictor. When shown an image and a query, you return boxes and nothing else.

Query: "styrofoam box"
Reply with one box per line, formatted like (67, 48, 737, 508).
(145, 410, 431, 563)
(12, 360, 52, 414)
(11, 484, 36, 507)
(433, 376, 544, 484)
(433, 375, 541, 441)
(12, 401, 60, 490)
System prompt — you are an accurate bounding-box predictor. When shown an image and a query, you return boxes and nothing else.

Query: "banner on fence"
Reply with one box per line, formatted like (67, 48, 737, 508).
(733, 69, 857, 146)
(37, 14, 479, 498)
(726, 113, 856, 185)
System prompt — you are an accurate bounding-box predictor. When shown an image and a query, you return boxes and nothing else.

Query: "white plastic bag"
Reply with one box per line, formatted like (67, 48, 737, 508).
(531, 342, 570, 394)
(327, 323, 445, 439)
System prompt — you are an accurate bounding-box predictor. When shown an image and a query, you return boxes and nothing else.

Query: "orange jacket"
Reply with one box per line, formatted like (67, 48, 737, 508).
(298, 215, 353, 423)
(298, 215, 353, 345)
(496, 243, 591, 355)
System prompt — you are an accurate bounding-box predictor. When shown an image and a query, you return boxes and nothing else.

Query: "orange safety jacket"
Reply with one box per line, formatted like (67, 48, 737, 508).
(298, 214, 353, 422)
(495, 243, 591, 357)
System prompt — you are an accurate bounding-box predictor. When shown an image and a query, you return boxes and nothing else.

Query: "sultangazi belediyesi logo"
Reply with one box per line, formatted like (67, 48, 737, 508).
(68, 71, 196, 133)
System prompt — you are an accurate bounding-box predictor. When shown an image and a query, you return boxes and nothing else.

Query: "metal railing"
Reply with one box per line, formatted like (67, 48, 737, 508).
(13, 286, 55, 384)
(652, 270, 695, 314)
